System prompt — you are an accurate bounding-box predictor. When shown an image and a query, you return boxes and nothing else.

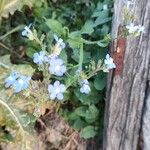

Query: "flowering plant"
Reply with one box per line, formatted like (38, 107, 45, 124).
(0, 0, 116, 148)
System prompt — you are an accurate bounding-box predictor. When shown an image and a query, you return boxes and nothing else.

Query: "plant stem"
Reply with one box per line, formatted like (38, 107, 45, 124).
(79, 42, 83, 70)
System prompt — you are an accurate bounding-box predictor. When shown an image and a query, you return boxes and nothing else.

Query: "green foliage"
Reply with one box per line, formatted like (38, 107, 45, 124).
(46, 19, 65, 36)
(80, 126, 97, 139)
(94, 72, 107, 90)
(0, 0, 113, 146)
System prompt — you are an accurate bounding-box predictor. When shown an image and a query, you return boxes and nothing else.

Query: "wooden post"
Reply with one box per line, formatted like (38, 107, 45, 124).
(103, 0, 150, 150)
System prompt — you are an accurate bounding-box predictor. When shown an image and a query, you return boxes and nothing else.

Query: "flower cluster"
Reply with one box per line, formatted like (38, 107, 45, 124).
(124, 1, 145, 36)
(126, 23, 145, 35)
(48, 81, 66, 100)
(14, 28, 117, 101)
(33, 51, 48, 65)
(104, 54, 116, 71)
(49, 57, 66, 76)
(79, 79, 91, 94)
(5, 71, 31, 93)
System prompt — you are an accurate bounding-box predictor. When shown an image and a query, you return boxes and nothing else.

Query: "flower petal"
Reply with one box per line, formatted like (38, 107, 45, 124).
(50, 93, 56, 100)
(57, 93, 64, 100)
(54, 81, 60, 87)
(59, 84, 66, 92)
(48, 84, 54, 93)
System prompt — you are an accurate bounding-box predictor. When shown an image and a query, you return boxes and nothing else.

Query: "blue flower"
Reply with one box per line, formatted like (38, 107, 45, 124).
(54, 34, 66, 49)
(33, 51, 47, 65)
(5, 72, 31, 93)
(13, 75, 31, 93)
(21, 24, 34, 40)
(79, 79, 91, 94)
(5, 71, 19, 88)
(104, 54, 116, 70)
(48, 81, 66, 100)
(49, 57, 66, 76)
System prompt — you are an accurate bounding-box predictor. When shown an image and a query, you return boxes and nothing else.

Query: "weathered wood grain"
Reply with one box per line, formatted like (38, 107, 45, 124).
(103, 0, 150, 150)
(142, 81, 150, 150)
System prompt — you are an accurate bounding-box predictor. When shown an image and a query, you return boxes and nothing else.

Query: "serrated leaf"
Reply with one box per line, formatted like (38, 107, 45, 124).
(80, 126, 97, 139)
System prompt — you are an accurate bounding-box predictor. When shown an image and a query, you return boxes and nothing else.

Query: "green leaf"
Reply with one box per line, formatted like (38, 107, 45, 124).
(101, 25, 109, 34)
(45, 19, 64, 36)
(74, 106, 88, 117)
(26, 48, 37, 58)
(73, 118, 86, 130)
(68, 112, 80, 120)
(71, 48, 91, 63)
(85, 105, 99, 123)
(94, 17, 112, 26)
(67, 33, 82, 49)
(94, 72, 107, 90)
(92, 10, 109, 18)
(80, 126, 97, 139)
(81, 20, 95, 35)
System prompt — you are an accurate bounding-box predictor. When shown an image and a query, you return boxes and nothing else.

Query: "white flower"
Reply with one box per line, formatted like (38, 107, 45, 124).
(79, 79, 91, 94)
(137, 25, 145, 33)
(126, 0, 134, 8)
(49, 57, 66, 76)
(33, 51, 48, 65)
(104, 54, 116, 70)
(126, 23, 145, 35)
(48, 81, 66, 100)
(52, 34, 66, 56)
(103, 4, 108, 10)
(126, 23, 138, 34)
(54, 35, 66, 49)
(22, 24, 34, 40)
